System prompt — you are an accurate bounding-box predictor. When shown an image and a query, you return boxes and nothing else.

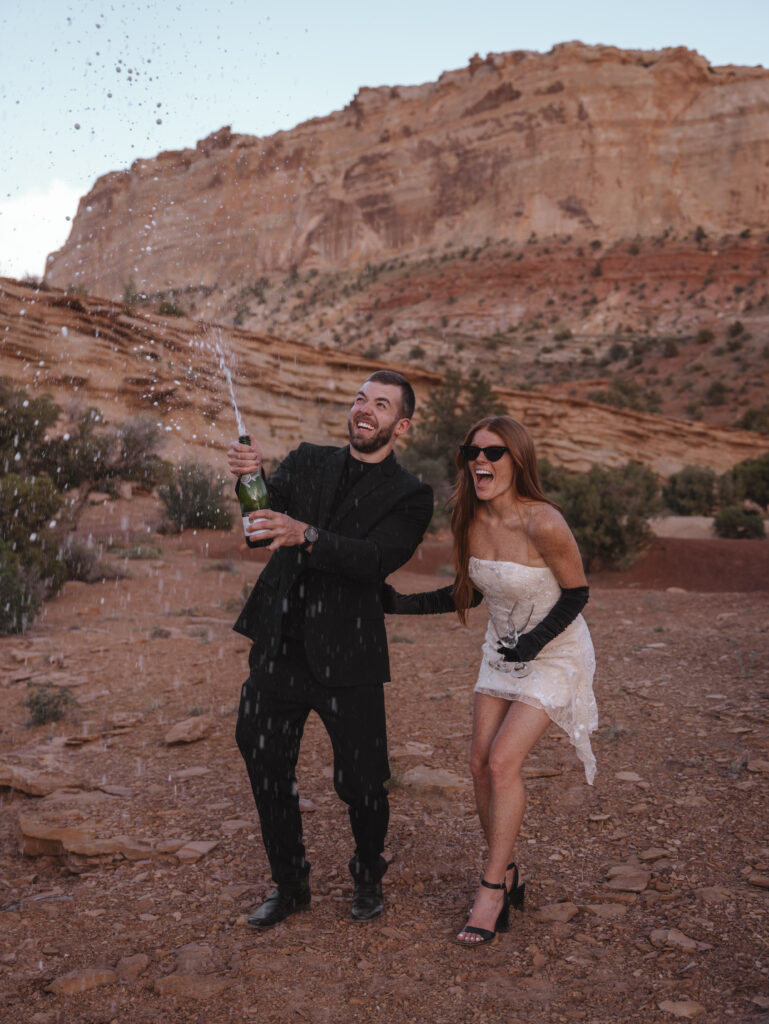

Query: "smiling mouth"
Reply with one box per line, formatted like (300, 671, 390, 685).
(475, 469, 493, 484)
(355, 420, 375, 432)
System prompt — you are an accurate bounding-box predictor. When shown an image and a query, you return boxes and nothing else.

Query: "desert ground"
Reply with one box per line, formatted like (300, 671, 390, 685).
(1, 498, 768, 1024)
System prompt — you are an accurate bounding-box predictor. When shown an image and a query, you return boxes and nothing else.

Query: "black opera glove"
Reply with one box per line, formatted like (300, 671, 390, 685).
(380, 582, 482, 615)
(496, 586, 589, 663)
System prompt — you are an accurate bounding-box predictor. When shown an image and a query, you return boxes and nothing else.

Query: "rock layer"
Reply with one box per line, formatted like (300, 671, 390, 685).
(2, 278, 765, 476)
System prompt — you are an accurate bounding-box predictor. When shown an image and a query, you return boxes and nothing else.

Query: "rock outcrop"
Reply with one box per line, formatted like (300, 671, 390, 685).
(45, 44, 769, 297)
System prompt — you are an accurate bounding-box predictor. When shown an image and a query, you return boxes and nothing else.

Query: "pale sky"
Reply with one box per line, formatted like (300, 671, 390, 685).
(1, 0, 767, 279)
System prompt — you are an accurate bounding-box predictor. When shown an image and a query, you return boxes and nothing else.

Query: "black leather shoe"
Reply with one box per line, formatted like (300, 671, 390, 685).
(351, 878, 384, 921)
(247, 883, 310, 928)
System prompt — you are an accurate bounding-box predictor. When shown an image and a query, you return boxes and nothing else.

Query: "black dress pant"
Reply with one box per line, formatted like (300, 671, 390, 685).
(235, 637, 390, 888)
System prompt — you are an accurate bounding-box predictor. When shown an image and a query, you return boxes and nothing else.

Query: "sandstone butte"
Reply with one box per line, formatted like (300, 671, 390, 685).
(2, 278, 766, 476)
(45, 42, 769, 300)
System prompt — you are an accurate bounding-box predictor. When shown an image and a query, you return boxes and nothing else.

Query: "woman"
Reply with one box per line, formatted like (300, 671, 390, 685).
(385, 416, 597, 947)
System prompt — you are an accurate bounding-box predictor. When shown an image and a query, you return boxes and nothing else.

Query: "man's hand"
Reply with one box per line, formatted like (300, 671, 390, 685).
(247, 509, 309, 551)
(227, 438, 264, 479)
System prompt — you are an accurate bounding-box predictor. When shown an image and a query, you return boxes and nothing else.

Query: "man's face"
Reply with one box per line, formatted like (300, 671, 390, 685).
(347, 382, 409, 455)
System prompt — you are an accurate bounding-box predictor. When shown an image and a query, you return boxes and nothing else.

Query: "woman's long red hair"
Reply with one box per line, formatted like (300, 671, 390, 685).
(450, 416, 560, 623)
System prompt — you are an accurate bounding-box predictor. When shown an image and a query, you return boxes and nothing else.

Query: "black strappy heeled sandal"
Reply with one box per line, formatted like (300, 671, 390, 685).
(507, 862, 526, 914)
(455, 879, 509, 947)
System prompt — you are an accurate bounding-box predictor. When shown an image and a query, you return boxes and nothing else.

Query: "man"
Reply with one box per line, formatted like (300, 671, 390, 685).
(227, 370, 433, 926)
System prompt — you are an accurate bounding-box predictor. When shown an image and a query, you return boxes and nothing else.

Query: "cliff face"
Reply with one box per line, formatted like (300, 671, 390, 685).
(45, 43, 769, 297)
(2, 278, 765, 477)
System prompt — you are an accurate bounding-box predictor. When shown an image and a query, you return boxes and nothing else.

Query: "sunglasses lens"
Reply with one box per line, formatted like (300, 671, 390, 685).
(460, 445, 508, 462)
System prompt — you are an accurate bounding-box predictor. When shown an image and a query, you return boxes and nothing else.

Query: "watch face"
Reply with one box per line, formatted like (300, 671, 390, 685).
(305, 526, 319, 544)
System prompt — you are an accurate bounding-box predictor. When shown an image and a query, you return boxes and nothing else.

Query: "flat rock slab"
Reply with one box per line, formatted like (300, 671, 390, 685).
(0, 762, 83, 796)
(606, 870, 651, 893)
(16, 791, 210, 864)
(176, 840, 219, 863)
(47, 967, 117, 994)
(164, 714, 216, 744)
(581, 903, 628, 919)
(534, 901, 579, 923)
(116, 953, 151, 981)
(650, 928, 713, 952)
(400, 765, 471, 793)
(154, 973, 234, 999)
(657, 1000, 707, 1018)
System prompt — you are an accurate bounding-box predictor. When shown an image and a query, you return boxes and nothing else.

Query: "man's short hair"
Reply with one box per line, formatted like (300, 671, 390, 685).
(364, 370, 416, 420)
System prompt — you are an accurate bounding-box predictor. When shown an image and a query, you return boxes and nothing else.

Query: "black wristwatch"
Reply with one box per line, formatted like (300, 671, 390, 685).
(301, 525, 319, 551)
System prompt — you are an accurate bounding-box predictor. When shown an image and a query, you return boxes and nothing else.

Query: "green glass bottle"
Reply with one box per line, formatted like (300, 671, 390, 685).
(238, 434, 271, 549)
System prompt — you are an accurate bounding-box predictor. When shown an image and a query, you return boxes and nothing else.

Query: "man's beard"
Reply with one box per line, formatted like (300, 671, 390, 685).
(347, 415, 395, 454)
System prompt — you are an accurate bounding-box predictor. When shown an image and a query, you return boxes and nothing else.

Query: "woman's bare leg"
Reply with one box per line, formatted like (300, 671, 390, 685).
(458, 698, 551, 943)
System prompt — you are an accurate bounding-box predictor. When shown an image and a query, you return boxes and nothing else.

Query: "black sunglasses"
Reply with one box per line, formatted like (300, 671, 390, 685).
(459, 444, 509, 463)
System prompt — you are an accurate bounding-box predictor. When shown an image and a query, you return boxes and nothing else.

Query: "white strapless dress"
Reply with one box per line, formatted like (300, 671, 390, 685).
(470, 557, 598, 784)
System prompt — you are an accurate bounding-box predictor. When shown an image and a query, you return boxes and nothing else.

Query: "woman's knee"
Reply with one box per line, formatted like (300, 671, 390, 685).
(469, 751, 490, 783)
(488, 752, 524, 788)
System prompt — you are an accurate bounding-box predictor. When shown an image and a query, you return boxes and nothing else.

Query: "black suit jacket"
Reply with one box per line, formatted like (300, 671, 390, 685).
(234, 443, 433, 686)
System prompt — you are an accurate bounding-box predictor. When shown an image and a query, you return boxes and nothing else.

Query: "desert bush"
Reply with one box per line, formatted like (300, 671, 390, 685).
(0, 378, 60, 474)
(0, 545, 45, 634)
(587, 376, 658, 412)
(549, 462, 660, 572)
(115, 416, 172, 486)
(58, 535, 100, 581)
(34, 407, 115, 489)
(23, 682, 78, 726)
(713, 506, 765, 539)
(401, 368, 506, 490)
(0, 473, 66, 606)
(158, 300, 185, 317)
(736, 404, 769, 434)
(606, 342, 628, 362)
(662, 465, 717, 515)
(159, 461, 233, 532)
(719, 452, 769, 509)
(704, 380, 729, 406)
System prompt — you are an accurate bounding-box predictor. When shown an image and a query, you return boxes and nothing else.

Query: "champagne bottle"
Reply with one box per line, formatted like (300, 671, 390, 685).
(237, 434, 270, 549)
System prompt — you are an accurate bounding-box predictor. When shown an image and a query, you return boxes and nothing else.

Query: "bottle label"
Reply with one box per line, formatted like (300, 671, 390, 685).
(243, 515, 269, 539)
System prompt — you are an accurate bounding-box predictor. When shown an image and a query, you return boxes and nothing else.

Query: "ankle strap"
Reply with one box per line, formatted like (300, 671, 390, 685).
(480, 878, 506, 890)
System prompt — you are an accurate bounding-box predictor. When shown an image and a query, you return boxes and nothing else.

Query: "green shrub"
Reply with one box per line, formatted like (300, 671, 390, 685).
(719, 452, 769, 509)
(158, 300, 185, 317)
(736, 404, 769, 434)
(23, 682, 78, 726)
(550, 462, 660, 571)
(402, 369, 506, 488)
(0, 546, 45, 634)
(663, 465, 717, 515)
(58, 535, 100, 581)
(704, 380, 729, 405)
(0, 475, 66, 606)
(713, 506, 765, 539)
(34, 408, 115, 489)
(607, 342, 628, 362)
(159, 462, 234, 532)
(0, 378, 60, 474)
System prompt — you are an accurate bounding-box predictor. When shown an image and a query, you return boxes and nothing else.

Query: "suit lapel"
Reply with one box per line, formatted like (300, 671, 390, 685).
(317, 445, 349, 528)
